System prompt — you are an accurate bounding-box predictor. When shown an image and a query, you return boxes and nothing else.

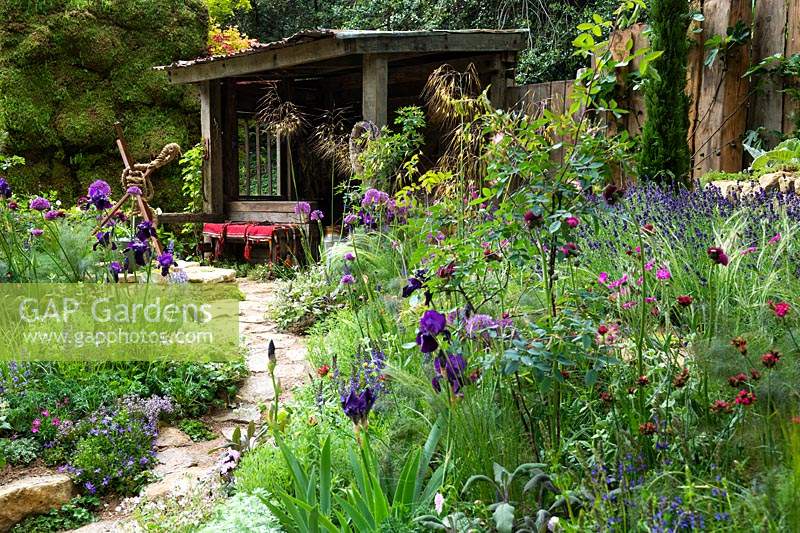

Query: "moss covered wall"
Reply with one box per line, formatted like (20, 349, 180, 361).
(0, 0, 208, 211)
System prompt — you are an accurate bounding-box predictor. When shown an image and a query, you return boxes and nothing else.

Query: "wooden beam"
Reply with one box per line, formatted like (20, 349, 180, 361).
(488, 54, 508, 109)
(200, 80, 224, 215)
(163, 32, 527, 84)
(362, 54, 388, 126)
(158, 212, 225, 224)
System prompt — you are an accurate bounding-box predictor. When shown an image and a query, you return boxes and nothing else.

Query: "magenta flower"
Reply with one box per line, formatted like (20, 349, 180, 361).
(30, 228, 44, 237)
(768, 233, 781, 245)
(31, 418, 41, 433)
(769, 300, 790, 318)
(565, 216, 580, 228)
(741, 246, 757, 256)
(344, 252, 355, 261)
(523, 210, 542, 228)
(597, 272, 609, 284)
(656, 267, 671, 280)
(341, 274, 356, 285)
(707, 247, 729, 266)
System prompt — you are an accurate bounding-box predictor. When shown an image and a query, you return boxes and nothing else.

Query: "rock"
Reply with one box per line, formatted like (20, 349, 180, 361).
(212, 404, 262, 424)
(779, 175, 796, 193)
(708, 180, 741, 199)
(237, 374, 276, 403)
(183, 266, 236, 283)
(154, 427, 193, 449)
(758, 172, 782, 191)
(0, 474, 75, 532)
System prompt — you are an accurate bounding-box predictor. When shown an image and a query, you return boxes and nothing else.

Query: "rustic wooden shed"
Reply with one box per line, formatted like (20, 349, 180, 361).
(155, 29, 526, 230)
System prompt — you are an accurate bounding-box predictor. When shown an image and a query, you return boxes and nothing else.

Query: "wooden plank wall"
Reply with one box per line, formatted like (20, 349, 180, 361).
(509, 0, 800, 178)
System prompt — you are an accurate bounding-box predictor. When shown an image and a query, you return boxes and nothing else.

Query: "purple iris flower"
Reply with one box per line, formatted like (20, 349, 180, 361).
(29, 196, 51, 211)
(431, 353, 469, 395)
(0, 178, 12, 199)
(93, 231, 116, 250)
(126, 239, 150, 266)
(135, 221, 157, 241)
(157, 243, 176, 277)
(109, 263, 122, 282)
(341, 387, 376, 426)
(44, 209, 64, 221)
(416, 309, 448, 354)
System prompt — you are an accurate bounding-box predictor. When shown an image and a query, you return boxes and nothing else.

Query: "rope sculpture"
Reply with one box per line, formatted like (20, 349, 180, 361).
(120, 143, 181, 202)
(95, 123, 181, 256)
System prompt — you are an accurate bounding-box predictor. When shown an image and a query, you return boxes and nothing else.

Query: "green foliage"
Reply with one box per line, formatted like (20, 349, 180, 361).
(197, 489, 281, 533)
(11, 496, 99, 533)
(0, 437, 40, 465)
(205, 0, 251, 22)
(639, 0, 692, 186)
(750, 138, 800, 174)
(0, 1, 208, 211)
(270, 263, 345, 334)
(178, 418, 216, 441)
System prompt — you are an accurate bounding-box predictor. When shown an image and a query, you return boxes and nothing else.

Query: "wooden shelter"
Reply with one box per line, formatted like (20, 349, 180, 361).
(155, 29, 526, 238)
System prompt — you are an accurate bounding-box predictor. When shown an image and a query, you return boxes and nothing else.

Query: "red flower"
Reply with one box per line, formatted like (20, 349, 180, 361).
(523, 210, 542, 228)
(676, 295, 693, 307)
(597, 324, 609, 335)
(734, 389, 756, 406)
(749, 369, 762, 381)
(761, 350, 781, 368)
(673, 367, 689, 388)
(317, 364, 330, 378)
(639, 421, 657, 435)
(769, 300, 790, 318)
(707, 246, 729, 266)
(728, 372, 748, 387)
(599, 391, 613, 403)
(641, 223, 655, 234)
(730, 337, 747, 354)
(710, 400, 732, 413)
(565, 216, 580, 228)
(792, 416, 800, 425)
(636, 375, 650, 387)
(559, 242, 579, 258)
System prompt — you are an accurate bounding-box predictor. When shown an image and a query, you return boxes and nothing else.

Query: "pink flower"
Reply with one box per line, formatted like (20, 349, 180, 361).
(741, 247, 757, 256)
(769, 300, 790, 318)
(656, 267, 671, 281)
(598, 272, 609, 284)
(622, 301, 637, 310)
(31, 419, 41, 433)
(608, 274, 628, 289)
(434, 492, 445, 515)
(644, 260, 654, 271)
(51, 417, 60, 427)
(768, 233, 781, 245)
(41, 409, 50, 417)
(565, 216, 580, 228)
(645, 296, 657, 304)
(492, 132, 505, 144)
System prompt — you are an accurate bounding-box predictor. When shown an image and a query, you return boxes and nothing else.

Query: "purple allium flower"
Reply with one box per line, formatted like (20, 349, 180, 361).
(341, 274, 356, 285)
(361, 188, 390, 207)
(44, 209, 65, 220)
(294, 201, 311, 216)
(344, 252, 355, 261)
(464, 314, 498, 338)
(30, 228, 44, 237)
(0, 177, 12, 199)
(29, 196, 51, 211)
(309, 209, 324, 221)
(344, 213, 360, 226)
(88, 180, 111, 199)
(126, 186, 142, 196)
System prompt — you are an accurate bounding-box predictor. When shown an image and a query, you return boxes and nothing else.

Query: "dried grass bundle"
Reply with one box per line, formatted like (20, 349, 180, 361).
(311, 108, 351, 176)
(256, 89, 306, 139)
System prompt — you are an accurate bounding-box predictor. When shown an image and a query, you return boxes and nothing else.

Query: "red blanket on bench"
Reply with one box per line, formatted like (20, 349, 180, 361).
(202, 223, 297, 260)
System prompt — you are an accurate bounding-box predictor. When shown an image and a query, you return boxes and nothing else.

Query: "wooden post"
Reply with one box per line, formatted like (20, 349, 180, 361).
(719, 0, 752, 172)
(200, 80, 224, 216)
(488, 54, 508, 109)
(362, 54, 388, 126)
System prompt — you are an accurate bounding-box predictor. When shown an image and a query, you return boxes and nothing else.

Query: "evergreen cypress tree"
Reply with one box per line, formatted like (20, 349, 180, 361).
(639, 0, 692, 186)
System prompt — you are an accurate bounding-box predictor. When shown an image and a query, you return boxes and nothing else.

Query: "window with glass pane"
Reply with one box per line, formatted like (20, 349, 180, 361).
(238, 117, 281, 197)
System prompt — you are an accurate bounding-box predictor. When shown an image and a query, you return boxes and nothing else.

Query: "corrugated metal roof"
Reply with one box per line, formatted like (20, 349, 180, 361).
(155, 29, 528, 71)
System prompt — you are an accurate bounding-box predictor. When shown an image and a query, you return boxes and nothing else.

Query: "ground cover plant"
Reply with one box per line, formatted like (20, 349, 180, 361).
(216, 2, 800, 531)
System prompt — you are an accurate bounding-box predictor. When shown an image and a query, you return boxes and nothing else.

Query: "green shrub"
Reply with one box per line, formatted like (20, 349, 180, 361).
(11, 496, 99, 533)
(269, 263, 344, 334)
(197, 489, 281, 533)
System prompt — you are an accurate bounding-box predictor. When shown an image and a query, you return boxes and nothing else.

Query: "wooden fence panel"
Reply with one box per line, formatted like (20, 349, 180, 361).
(785, 1, 800, 135)
(718, 0, 752, 172)
(749, 0, 788, 146)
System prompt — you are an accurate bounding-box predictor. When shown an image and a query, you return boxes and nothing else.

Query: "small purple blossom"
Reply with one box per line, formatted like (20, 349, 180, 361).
(294, 201, 311, 216)
(310, 209, 324, 221)
(344, 213, 360, 226)
(30, 228, 44, 237)
(29, 196, 51, 211)
(341, 274, 356, 285)
(126, 186, 142, 196)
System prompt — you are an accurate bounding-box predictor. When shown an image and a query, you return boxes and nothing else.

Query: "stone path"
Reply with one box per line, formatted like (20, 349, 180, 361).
(68, 279, 308, 532)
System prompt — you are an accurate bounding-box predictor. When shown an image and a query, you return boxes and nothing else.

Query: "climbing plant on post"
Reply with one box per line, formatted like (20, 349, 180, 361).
(639, 0, 692, 186)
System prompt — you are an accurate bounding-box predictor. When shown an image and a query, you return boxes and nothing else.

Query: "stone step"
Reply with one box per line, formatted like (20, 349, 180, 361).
(0, 474, 75, 532)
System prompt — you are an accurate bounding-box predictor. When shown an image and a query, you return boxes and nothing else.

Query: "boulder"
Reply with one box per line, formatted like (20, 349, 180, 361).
(708, 180, 742, 199)
(0, 474, 75, 531)
(758, 172, 782, 191)
(154, 426, 193, 449)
